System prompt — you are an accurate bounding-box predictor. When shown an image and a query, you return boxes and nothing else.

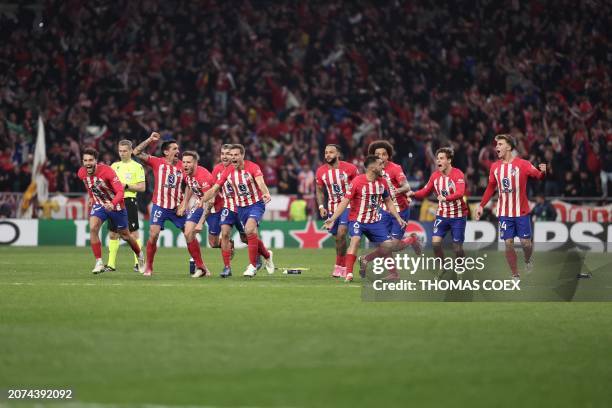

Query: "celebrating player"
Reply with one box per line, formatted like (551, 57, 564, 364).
(177, 151, 212, 278)
(211, 144, 249, 278)
(323, 155, 407, 282)
(408, 147, 468, 261)
(202, 144, 274, 277)
(78, 147, 144, 274)
(315, 144, 358, 278)
(104, 140, 145, 273)
(368, 140, 421, 254)
(476, 134, 546, 280)
(133, 132, 185, 276)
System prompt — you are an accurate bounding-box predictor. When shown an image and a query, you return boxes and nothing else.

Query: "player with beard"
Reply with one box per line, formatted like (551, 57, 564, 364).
(323, 155, 407, 282)
(177, 151, 212, 278)
(356, 141, 421, 279)
(202, 144, 274, 277)
(211, 144, 251, 278)
(476, 134, 546, 280)
(78, 147, 144, 274)
(133, 132, 185, 276)
(315, 144, 358, 278)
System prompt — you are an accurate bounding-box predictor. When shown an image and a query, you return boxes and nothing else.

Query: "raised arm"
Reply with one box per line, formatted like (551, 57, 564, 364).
(410, 175, 435, 200)
(133, 132, 160, 161)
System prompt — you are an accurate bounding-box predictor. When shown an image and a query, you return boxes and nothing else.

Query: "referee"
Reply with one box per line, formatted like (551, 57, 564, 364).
(104, 140, 146, 272)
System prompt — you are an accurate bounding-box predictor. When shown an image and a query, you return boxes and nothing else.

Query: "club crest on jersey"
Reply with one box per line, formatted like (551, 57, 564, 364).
(339, 173, 347, 181)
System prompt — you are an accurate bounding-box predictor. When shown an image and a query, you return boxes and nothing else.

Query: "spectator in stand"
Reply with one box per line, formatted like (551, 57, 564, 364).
(0, 0, 609, 207)
(532, 194, 557, 221)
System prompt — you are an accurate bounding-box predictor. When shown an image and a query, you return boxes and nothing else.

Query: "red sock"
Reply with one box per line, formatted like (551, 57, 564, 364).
(258, 239, 270, 259)
(364, 245, 391, 262)
(146, 240, 157, 269)
(91, 241, 102, 259)
(345, 254, 357, 275)
(246, 233, 259, 266)
(505, 247, 518, 276)
(336, 255, 346, 267)
(221, 250, 231, 267)
(187, 240, 204, 268)
(127, 238, 141, 256)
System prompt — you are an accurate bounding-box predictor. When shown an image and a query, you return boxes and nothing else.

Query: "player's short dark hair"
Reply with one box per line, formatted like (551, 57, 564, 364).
(221, 144, 234, 151)
(435, 147, 454, 160)
(182, 150, 199, 161)
(495, 134, 516, 150)
(325, 144, 342, 153)
(367, 140, 394, 157)
(231, 144, 245, 154)
(364, 155, 380, 168)
(161, 139, 178, 155)
(82, 147, 98, 160)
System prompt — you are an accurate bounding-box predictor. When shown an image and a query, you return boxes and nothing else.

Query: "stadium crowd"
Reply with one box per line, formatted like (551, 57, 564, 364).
(0, 0, 611, 208)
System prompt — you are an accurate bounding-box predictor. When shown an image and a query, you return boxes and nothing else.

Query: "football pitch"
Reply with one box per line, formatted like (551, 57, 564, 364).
(1, 246, 611, 408)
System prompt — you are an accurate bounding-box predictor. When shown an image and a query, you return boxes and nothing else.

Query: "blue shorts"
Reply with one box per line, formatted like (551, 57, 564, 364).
(328, 208, 349, 235)
(186, 207, 203, 224)
(151, 204, 185, 230)
(382, 208, 411, 239)
(499, 215, 532, 240)
(237, 201, 266, 227)
(206, 211, 221, 236)
(91, 205, 128, 230)
(220, 208, 245, 234)
(348, 220, 391, 243)
(432, 216, 467, 243)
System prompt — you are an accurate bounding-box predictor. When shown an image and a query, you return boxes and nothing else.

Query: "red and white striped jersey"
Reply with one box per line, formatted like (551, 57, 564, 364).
(78, 164, 125, 211)
(380, 161, 409, 212)
(216, 160, 264, 207)
(146, 156, 184, 210)
(413, 167, 468, 218)
(185, 166, 214, 208)
(315, 161, 359, 213)
(345, 174, 390, 223)
(480, 158, 545, 217)
(211, 163, 234, 212)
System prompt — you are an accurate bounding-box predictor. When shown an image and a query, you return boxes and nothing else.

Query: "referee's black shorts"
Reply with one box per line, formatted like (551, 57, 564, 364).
(108, 198, 139, 232)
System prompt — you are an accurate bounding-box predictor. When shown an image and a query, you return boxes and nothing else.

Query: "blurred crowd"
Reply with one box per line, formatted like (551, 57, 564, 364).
(1, 0, 611, 204)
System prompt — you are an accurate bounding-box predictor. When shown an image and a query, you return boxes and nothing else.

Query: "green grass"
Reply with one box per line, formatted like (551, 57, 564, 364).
(0, 246, 611, 408)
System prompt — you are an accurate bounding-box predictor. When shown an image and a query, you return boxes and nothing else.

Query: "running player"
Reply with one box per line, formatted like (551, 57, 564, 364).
(315, 144, 358, 278)
(408, 147, 468, 261)
(78, 147, 144, 274)
(104, 140, 146, 273)
(368, 140, 421, 254)
(178, 150, 212, 278)
(323, 155, 407, 282)
(133, 132, 185, 276)
(211, 144, 248, 278)
(202, 144, 274, 277)
(476, 134, 546, 280)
